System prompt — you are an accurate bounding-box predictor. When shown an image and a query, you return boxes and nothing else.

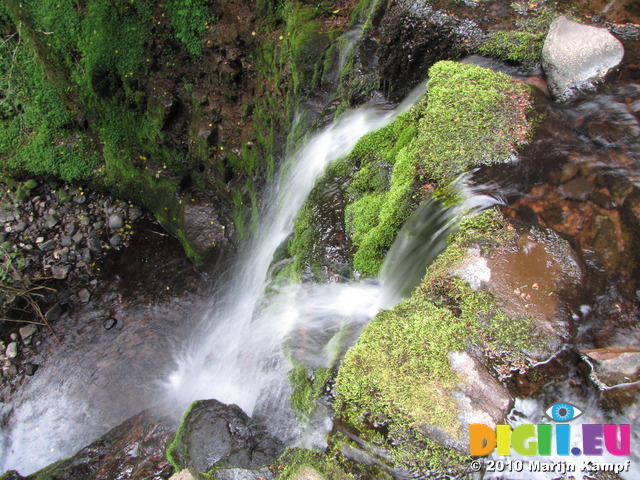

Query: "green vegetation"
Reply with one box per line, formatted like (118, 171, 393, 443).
(274, 448, 354, 480)
(288, 361, 331, 421)
(409, 61, 532, 183)
(478, 7, 556, 65)
(334, 209, 545, 471)
(165, 0, 213, 56)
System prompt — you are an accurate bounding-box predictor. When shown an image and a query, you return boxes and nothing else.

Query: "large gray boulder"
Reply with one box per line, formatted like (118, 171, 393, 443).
(542, 16, 624, 101)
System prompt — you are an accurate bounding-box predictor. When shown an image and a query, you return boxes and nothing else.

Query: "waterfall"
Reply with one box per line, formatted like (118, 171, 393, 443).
(163, 87, 426, 435)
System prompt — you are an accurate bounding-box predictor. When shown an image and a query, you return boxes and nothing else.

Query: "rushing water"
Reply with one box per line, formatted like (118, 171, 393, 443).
(163, 86, 426, 440)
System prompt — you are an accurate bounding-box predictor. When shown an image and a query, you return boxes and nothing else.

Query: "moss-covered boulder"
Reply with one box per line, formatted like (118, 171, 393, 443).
(334, 208, 584, 471)
(166, 399, 284, 476)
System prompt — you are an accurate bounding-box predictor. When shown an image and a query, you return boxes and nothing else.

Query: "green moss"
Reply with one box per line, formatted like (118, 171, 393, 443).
(284, 4, 329, 98)
(275, 448, 354, 480)
(478, 7, 556, 66)
(409, 61, 533, 184)
(165, 0, 214, 56)
(288, 362, 331, 421)
(166, 401, 199, 471)
(335, 209, 546, 471)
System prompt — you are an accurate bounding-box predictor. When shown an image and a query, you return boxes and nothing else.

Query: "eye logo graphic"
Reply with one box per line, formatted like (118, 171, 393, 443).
(545, 402, 583, 422)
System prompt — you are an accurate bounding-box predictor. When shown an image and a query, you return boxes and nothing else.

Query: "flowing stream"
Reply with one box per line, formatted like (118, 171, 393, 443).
(163, 86, 427, 441)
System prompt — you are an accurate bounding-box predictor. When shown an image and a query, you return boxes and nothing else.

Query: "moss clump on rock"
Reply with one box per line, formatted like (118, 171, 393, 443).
(334, 208, 551, 471)
(344, 61, 532, 276)
(274, 448, 354, 480)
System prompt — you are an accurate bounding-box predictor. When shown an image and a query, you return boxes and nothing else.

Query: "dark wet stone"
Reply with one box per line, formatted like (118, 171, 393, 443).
(559, 177, 593, 201)
(72, 195, 87, 204)
(44, 214, 60, 228)
(21, 409, 175, 480)
(72, 232, 84, 244)
(61, 235, 73, 247)
(93, 221, 104, 230)
(51, 264, 71, 280)
(103, 317, 117, 330)
(80, 216, 91, 227)
(590, 191, 618, 209)
(39, 239, 56, 251)
(66, 222, 78, 235)
(168, 399, 284, 474)
(24, 363, 38, 376)
(87, 234, 101, 252)
(109, 234, 122, 247)
(559, 162, 580, 183)
(45, 303, 63, 322)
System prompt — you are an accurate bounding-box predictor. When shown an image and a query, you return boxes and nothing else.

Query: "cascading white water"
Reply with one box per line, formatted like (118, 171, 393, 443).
(163, 87, 426, 434)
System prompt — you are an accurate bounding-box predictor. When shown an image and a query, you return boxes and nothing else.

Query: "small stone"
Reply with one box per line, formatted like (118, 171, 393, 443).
(61, 235, 73, 247)
(45, 303, 63, 322)
(19, 324, 38, 342)
(590, 191, 618, 210)
(72, 232, 84, 244)
(109, 234, 122, 247)
(93, 221, 104, 230)
(10, 333, 18, 341)
(82, 248, 92, 263)
(6, 341, 19, 359)
(103, 317, 118, 330)
(78, 288, 91, 303)
(44, 214, 60, 228)
(80, 216, 91, 227)
(73, 195, 86, 204)
(39, 239, 56, 251)
(35, 236, 44, 244)
(108, 213, 124, 229)
(66, 222, 78, 235)
(3, 363, 18, 377)
(52, 264, 71, 280)
(14, 221, 27, 232)
(87, 234, 101, 252)
(24, 363, 38, 376)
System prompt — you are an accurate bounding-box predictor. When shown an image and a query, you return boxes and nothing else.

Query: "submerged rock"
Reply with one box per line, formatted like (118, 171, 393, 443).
(581, 346, 640, 388)
(542, 16, 624, 101)
(166, 399, 284, 475)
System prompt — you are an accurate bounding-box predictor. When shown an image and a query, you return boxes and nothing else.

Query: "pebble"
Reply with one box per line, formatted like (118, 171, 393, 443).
(109, 234, 122, 247)
(73, 195, 87, 204)
(78, 288, 91, 303)
(45, 303, 63, 322)
(3, 363, 18, 377)
(24, 363, 38, 376)
(108, 213, 124, 229)
(87, 234, 101, 252)
(39, 239, 56, 251)
(44, 214, 60, 228)
(103, 317, 118, 330)
(60, 235, 73, 247)
(72, 232, 84, 244)
(19, 324, 38, 342)
(10, 333, 18, 341)
(52, 264, 71, 280)
(6, 341, 19, 359)
(66, 222, 78, 235)
(14, 221, 27, 232)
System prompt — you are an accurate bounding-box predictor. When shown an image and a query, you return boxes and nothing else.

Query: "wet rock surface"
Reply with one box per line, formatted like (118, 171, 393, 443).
(167, 399, 284, 474)
(11, 409, 177, 480)
(542, 16, 625, 100)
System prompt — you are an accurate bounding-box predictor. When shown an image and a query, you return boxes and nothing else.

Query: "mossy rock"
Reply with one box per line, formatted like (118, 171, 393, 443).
(167, 399, 284, 475)
(334, 208, 584, 471)
(273, 448, 353, 480)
